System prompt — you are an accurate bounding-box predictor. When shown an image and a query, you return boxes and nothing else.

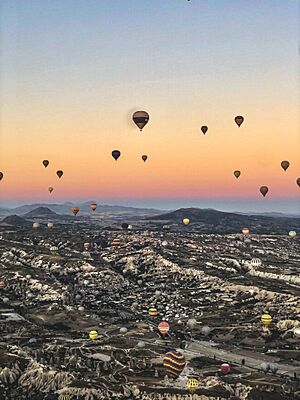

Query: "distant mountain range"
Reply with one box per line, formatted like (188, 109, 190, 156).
(147, 207, 300, 234)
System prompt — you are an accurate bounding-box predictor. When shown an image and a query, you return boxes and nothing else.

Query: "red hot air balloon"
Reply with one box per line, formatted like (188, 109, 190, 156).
(42, 160, 49, 168)
(56, 170, 63, 178)
(158, 321, 170, 336)
(220, 363, 231, 375)
(163, 351, 186, 378)
(142, 155, 148, 162)
(112, 150, 121, 161)
(234, 116, 244, 127)
(260, 186, 269, 197)
(132, 111, 149, 131)
(201, 126, 208, 135)
(281, 160, 290, 171)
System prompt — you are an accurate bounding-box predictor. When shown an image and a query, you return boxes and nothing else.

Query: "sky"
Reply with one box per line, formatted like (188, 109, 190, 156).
(0, 0, 299, 212)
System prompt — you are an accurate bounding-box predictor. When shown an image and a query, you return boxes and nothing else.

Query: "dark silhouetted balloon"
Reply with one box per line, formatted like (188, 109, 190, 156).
(234, 170, 241, 179)
(201, 126, 208, 135)
(234, 116, 244, 127)
(71, 206, 79, 216)
(43, 160, 49, 168)
(163, 351, 186, 378)
(90, 203, 97, 211)
(142, 155, 148, 162)
(121, 223, 129, 230)
(281, 160, 290, 171)
(132, 111, 149, 131)
(56, 170, 63, 178)
(260, 186, 269, 197)
(48, 187, 53, 194)
(112, 150, 121, 161)
(0, 172, 3, 181)
(297, 178, 300, 187)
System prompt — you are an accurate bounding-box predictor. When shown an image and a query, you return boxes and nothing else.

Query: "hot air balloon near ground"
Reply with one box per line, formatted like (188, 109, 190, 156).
(261, 314, 272, 326)
(234, 116, 244, 127)
(281, 160, 290, 171)
(42, 160, 49, 168)
(56, 170, 63, 178)
(158, 321, 170, 335)
(142, 155, 148, 162)
(220, 363, 231, 375)
(163, 351, 186, 378)
(251, 258, 262, 267)
(201, 125, 208, 135)
(148, 307, 158, 317)
(186, 378, 199, 393)
(50, 246, 59, 255)
(260, 186, 269, 197)
(48, 187, 53, 194)
(89, 330, 98, 340)
(234, 170, 241, 179)
(33, 223, 40, 229)
(90, 203, 97, 211)
(47, 223, 54, 229)
(132, 111, 149, 131)
(183, 218, 190, 225)
(242, 228, 249, 236)
(0, 172, 3, 181)
(121, 223, 129, 230)
(112, 150, 121, 161)
(289, 231, 297, 238)
(0, 281, 6, 289)
(84, 243, 90, 250)
(71, 206, 79, 216)
(112, 238, 121, 247)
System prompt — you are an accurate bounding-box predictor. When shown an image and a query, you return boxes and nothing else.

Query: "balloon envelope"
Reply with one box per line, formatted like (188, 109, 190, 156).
(42, 160, 49, 168)
(56, 170, 63, 178)
(234, 115, 244, 127)
(220, 363, 231, 374)
(289, 230, 296, 238)
(234, 170, 241, 179)
(158, 321, 170, 335)
(242, 228, 249, 236)
(281, 160, 290, 171)
(142, 155, 148, 162)
(48, 187, 53, 193)
(71, 206, 79, 216)
(112, 150, 121, 161)
(47, 223, 54, 229)
(297, 178, 300, 187)
(89, 330, 98, 340)
(0, 172, 3, 181)
(183, 218, 190, 225)
(201, 125, 208, 134)
(186, 378, 199, 393)
(260, 186, 269, 197)
(90, 203, 97, 211)
(261, 314, 272, 326)
(33, 223, 40, 229)
(132, 111, 149, 131)
(163, 351, 186, 378)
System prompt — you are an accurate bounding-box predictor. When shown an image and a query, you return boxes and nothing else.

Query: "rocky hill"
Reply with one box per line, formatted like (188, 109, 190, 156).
(0, 215, 31, 227)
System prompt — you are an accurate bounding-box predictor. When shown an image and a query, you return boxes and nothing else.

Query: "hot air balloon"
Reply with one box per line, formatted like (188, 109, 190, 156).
(48, 187, 54, 194)
(148, 307, 158, 317)
(132, 111, 149, 131)
(90, 203, 97, 211)
(201, 326, 211, 336)
(112, 238, 121, 247)
(112, 150, 121, 161)
(220, 363, 231, 375)
(260, 186, 269, 197)
(261, 362, 270, 374)
(293, 327, 300, 338)
(297, 178, 300, 187)
(163, 351, 186, 378)
(242, 228, 249, 236)
(0, 281, 6, 289)
(71, 206, 79, 216)
(42, 160, 49, 168)
(0, 172, 3, 181)
(186, 378, 199, 393)
(47, 222, 54, 229)
(89, 330, 98, 340)
(261, 314, 272, 326)
(50, 246, 59, 255)
(281, 160, 290, 171)
(251, 258, 262, 267)
(201, 126, 208, 135)
(158, 321, 170, 336)
(234, 170, 241, 179)
(183, 218, 190, 225)
(33, 222, 40, 229)
(234, 116, 244, 127)
(142, 155, 148, 162)
(56, 170, 63, 178)
(121, 223, 129, 230)
(289, 230, 297, 238)
(84, 242, 90, 250)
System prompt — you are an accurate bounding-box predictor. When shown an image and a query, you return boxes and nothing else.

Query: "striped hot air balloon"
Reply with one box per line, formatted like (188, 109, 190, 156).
(186, 378, 199, 393)
(261, 314, 272, 326)
(163, 351, 186, 378)
(0, 281, 6, 289)
(148, 307, 158, 317)
(158, 321, 170, 335)
(112, 238, 121, 247)
(89, 330, 98, 340)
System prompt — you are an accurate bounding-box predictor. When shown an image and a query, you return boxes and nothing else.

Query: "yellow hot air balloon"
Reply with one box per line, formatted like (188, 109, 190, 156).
(47, 222, 54, 229)
(289, 231, 296, 238)
(90, 203, 97, 211)
(183, 218, 190, 225)
(242, 228, 249, 236)
(71, 206, 79, 216)
(186, 378, 199, 393)
(261, 314, 272, 326)
(148, 307, 158, 317)
(89, 330, 98, 340)
(33, 222, 40, 229)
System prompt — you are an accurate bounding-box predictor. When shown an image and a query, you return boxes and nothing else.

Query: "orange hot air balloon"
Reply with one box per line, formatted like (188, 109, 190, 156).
(132, 111, 149, 131)
(201, 125, 208, 135)
(42, 160, 49, 168)
(234, 116, 244, 127)
(112, 150, 121, 161)
(158, 321, 170, 336)
(56, 170, 63, 178)
(260, 186, 269, 197)
(71, 206, 79, 216)
(281, 160, 290, 171)
(0, 172, 3, 181)
(142, 155, 148, 162)
(297, 178, 300, 187)
(90, 203, 97, 211)
(48, 187, 54, 194)
(234, 170, 241, 179)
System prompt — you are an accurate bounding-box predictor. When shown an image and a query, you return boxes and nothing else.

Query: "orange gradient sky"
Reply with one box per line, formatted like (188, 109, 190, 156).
(0, 1, 299, 211)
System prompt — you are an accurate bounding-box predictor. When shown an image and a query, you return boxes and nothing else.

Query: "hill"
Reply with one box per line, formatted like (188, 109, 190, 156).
(22, 207, 63, 219)
(0, 215, 31, 227)
(147, 208, 300, 234)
